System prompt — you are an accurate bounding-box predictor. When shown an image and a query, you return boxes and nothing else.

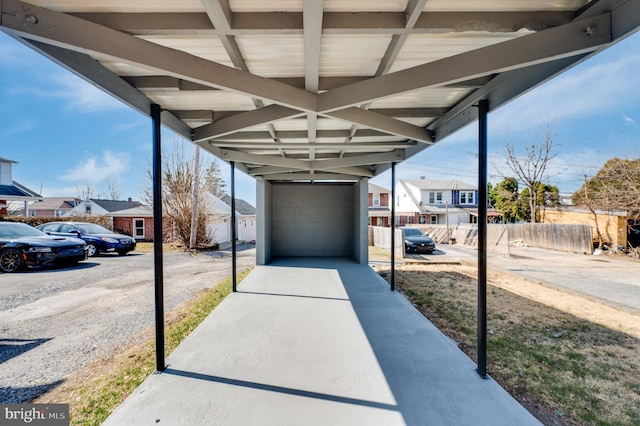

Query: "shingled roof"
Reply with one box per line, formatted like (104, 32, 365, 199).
(90, 198, 142, 213)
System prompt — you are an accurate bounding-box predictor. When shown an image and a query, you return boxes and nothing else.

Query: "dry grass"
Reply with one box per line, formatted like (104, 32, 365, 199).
(376, 263, 640, 425)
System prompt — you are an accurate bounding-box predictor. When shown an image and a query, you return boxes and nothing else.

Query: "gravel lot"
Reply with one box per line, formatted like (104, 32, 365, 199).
(0, 247, 255, 403)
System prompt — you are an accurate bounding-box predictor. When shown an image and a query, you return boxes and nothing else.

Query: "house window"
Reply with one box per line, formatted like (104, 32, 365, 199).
(460, 191, 475, 204)
(85, 204, 91, 214)
(429, 192, 443, 204)
(134, 219, 145, 239)
(373, 193, 380, 206)
(430, 215, 438, 224)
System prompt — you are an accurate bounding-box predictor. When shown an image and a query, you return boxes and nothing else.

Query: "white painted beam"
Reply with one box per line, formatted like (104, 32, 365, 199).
(262, 173, 359, 181)
(208, 142, 416, 149)
(326, 108, 433, 144)
(312, 150, 405, 169)
(192, 105, 304, 142)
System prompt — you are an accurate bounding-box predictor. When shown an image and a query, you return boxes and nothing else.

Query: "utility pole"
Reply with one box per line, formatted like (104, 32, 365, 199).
(189, 146, 200, 249)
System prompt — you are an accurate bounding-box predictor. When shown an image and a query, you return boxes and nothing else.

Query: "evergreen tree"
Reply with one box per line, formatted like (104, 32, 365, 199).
(203, 160, 227, 196)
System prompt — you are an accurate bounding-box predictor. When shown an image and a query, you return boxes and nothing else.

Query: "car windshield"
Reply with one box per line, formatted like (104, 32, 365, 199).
(402, 228, 423, 237)
(0, 222, 48, 238)
(76, 223, 113, 234)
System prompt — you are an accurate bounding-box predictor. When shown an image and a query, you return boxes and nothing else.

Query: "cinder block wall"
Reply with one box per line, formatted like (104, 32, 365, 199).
(271, 183, 354, 257)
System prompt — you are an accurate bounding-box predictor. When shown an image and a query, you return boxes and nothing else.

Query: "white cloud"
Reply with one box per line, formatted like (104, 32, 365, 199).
(3, 120, 37, 136)
(49, 74, 125, 113)
(623, 114, 637, 126)
(61, 151, 131, 183)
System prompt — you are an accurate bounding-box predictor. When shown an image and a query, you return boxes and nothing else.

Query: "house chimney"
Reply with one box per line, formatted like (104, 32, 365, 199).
(128, 197, 132, 202)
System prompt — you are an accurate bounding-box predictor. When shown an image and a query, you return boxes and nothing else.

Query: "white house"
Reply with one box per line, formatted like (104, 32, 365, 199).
(0, 157, 42, 216)
(395, 179, 479, 226)
(203, 193, 256, 244)
(64, 198, 141, 216)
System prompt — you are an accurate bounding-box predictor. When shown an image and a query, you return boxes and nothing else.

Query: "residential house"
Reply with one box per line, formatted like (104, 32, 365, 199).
(109, 205, 171, 242)
(204, 193, 256, 244)
(395, 179, 479, 226)
(28, 197, 81, 217)
(0, 157, 42, 216)
(368, 183, 391, 227)
(64, 198, 142, 217)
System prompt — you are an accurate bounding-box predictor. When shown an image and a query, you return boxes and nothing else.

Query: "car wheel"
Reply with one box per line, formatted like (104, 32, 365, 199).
(0, 249, 24, 273)
(86, 244, 97, 257)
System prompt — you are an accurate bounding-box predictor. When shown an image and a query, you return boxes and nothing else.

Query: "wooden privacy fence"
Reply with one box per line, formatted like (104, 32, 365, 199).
(453, 224, 510, 255)
(507, 223, 592, 254)
(369, 223, 592, 255)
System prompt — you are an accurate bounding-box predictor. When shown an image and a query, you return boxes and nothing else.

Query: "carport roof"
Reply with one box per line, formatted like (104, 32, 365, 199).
(2, 0, 638, 182)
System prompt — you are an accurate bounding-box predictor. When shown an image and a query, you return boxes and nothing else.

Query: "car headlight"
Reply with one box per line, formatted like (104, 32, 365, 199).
(404, 240, 415, 246)
(28, 247, 53, 253)
(101, 237, 119, 243)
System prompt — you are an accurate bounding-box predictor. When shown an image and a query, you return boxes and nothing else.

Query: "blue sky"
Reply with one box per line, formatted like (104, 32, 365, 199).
(1, 30, 639, 206)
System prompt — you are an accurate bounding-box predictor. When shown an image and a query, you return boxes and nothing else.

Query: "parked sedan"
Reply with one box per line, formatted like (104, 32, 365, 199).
(37, 222, 136, 257)
(402, 227, 436, 254)
(0, 222, 87, 273)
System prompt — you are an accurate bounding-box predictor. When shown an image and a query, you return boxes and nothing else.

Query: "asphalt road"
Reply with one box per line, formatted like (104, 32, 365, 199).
(0, 247, 255, 403)
(411, 243, 640, 315)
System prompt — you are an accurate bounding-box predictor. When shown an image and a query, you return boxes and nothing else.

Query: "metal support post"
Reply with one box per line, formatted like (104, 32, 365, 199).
(151, 103, 165, 372)
(231, 161, 237, 292)
(390, 161, 396, 291)
(477, 99, 489, 379)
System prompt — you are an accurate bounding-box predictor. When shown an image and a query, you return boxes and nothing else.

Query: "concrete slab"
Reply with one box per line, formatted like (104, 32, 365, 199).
(104, 258, 540, 426)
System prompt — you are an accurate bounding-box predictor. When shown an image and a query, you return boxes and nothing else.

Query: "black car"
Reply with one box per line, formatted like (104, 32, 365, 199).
(37, 222, 136, 257)
(0, 222, 87, 273)
(402, 227, 436, 254)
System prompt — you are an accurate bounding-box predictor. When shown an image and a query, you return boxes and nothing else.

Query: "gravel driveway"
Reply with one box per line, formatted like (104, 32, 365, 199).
(0, 247, 255, 403)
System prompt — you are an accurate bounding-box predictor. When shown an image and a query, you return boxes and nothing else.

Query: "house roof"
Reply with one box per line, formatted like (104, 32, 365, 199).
(89, 198, 142, 213)
(368, 183, 391, 194)
(0, 181, 42, 199)
(0, 157, 18, 164)
(1, 1, 636, 183)
(29, 197, 79, 210)
(220, 195, 256, 215)
(401, 179, 476, 191)
(109, 206, 154, 217)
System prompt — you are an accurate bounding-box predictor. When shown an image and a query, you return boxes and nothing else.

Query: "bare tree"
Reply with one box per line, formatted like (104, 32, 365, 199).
(580, 173, 604, 249)
(573, 157, 640, 249)
(76, 182, 94, 200)
(142, 140, 211, 247)
(502, 123, 557, 223)
(104, 180, 121, 200)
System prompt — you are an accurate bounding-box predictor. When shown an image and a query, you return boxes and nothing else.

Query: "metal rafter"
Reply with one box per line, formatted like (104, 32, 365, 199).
(70, 11, 574, 36)
(303, 0, 323, 162)
(0, 0, 316, 112)
(200, 0, 283, 149)
(317, 13, 612, 112)
(340, 0, 429, 158)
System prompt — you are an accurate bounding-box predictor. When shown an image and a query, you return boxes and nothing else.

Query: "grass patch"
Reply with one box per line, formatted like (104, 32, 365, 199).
(37, 268, 252, 425)
(132, 242, 184, 253)
(379, 265, 640, 426)
(368, 245, 392, 261)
